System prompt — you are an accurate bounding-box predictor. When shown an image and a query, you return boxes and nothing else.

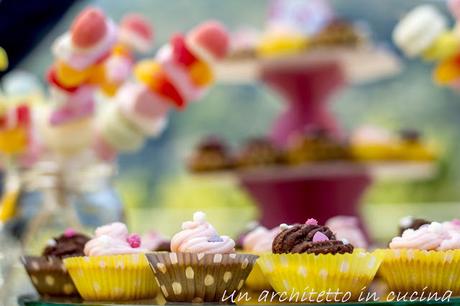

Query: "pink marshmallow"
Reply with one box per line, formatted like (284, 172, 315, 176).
(187, 20, 230, 60)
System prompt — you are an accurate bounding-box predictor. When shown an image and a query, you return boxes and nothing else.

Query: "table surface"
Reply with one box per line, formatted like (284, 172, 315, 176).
(18, 294, 460, 306)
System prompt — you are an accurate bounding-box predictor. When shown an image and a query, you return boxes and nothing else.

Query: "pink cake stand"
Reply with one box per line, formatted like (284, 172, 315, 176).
(216, 47, 407, 234)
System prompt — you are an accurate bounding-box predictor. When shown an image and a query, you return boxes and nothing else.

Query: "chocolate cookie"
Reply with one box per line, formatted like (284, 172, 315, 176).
(272, 220, 354, 255)
(42, 232, 90, 258)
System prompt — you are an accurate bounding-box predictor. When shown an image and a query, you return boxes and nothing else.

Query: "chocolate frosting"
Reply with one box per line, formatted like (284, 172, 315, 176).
(42, 232, 90, 258)
(398, 217, 430, 236)
(272, 223, 354, 255)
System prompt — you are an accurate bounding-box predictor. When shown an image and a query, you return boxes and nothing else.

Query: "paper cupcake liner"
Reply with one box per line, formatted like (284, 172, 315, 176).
(64, 254, 158, 301)
(379, 249, 460, 295)
(21, 256, 78, 297)
(239, 251, 272, 291)
(258, 250, 383, 301)
(146, 252, 258, 303)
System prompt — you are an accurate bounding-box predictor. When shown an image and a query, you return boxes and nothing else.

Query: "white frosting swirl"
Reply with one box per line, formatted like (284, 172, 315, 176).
(170, 211, 235, 254)
(95, 222, 129, 240)
(390, 222, 450, 250)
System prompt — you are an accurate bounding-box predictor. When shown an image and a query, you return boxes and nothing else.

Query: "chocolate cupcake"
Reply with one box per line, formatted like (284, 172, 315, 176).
(398, 216, 431, 236)
(309, 19, 362, 48)
(21, 229, 90, 297)
(272, 219, 354, 254)
(188, 136, 233, 172)
(286, 127, 350, 164)
(235, 137, 282, 168)
(257, 218, 382, 301)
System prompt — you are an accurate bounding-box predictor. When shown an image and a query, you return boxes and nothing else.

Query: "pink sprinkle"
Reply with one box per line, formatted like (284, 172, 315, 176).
(64, 228, 76, 238)
(305, 218, 318, 226)
(312, 232, 329, 242)
(127, 234, 141, 248)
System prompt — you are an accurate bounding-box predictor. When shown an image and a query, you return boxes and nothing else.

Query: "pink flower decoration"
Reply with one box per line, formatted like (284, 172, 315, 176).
(305, 218, 318, 226)
(64, 228, 76, 238)
(127, 234, 141, 248)
(312, 231, 329, 242)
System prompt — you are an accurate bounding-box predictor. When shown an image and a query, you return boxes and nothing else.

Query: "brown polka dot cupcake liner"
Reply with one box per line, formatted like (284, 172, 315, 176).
(21, 256, 79, 297)
(146, 252, 258, 303)
(63, 254, 158, 301)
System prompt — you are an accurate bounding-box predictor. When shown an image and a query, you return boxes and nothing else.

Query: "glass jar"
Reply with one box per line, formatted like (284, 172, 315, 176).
(2, 152, 125, 252)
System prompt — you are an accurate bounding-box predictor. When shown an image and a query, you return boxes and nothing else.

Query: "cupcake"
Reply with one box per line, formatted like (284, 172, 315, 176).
(380, 221, 460, 295)
(350, 125, 398, 161)
(286, 127, 350, 164)
(325, 216, 368, 249)
(21, 228, 90, 297)
(394, 129, 436, 161)
(258, 219, 382, 301)
(146, 211, 258, 303)
(241, 225, 280, 291)
(187, 136, 233, 172)
(235, 137, 282, 169)
(309, 19, 363, 48)
(63, 222, 157, 300)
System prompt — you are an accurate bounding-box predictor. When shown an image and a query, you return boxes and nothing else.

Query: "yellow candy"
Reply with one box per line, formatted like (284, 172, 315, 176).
(112, 43, 131, 57)
(55, 61, 91, 87)
(88, 63, 107, 86)
(0, 179, 20, 222)
(0, 47, 8, 71)
(433, 55, 460, 84)
(0, 127, 27, 155)
(257, 33, 308, 58)
(189, 61, 213, 86)
(422, 31, 460, 61)
(133, 59, 161, 87)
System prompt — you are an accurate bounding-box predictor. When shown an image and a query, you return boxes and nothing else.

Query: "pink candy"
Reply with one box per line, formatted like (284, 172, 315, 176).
(188, 20, 230, 60)
(127, 234, 141, 248)
(64, 228, 76, 238)
(305, 218, 318, 225)
(312, 231, 329, 242)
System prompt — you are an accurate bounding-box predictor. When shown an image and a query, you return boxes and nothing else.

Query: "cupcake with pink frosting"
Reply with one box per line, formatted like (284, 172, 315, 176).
(146, 211, 258, 302)
(240, 225, 280, 291)
(63, 222, 158, 301)
(380, 220, 460, 295)
(325, 216, 368, 249)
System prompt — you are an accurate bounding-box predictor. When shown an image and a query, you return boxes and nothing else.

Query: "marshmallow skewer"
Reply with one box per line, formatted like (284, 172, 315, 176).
(94, 20, 230, 160)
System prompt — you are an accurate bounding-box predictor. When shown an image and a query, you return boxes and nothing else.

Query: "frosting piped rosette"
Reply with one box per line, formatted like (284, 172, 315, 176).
(380, 219, 460, 295)
(146, 211, 257, 302)
(257, 218, 382, 301)
(170, 211, 235, 254)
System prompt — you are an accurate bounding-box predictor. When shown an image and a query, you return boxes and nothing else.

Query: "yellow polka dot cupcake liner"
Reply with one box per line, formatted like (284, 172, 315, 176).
(146, 252, 258, 303)
(21, 256, 79, 297)
(258, 250, 384, 301)
(239, 251, 272, 291)
(379, 249, 460, 295)
(63, 254, 158, 301)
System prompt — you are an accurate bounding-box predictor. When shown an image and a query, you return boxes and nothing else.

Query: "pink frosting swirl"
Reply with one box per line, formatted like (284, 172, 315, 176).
(84, 222, 148, 256)
(95, 222, 129, 240)
(326, 216, 368, 249)
(84, 235, 148, 256)
(170, 212, 235, 254)
(389, 222, 450, 250)
(242, 226, 280, 252)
